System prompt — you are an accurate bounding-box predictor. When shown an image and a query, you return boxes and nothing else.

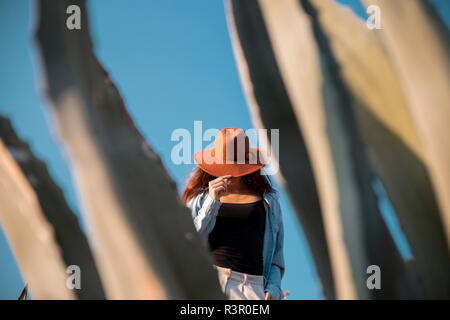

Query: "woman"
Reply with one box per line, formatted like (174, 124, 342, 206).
(183, 127, 285, 300)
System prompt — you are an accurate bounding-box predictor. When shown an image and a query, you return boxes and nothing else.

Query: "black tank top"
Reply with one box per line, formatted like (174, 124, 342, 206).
(208, 200, 266, 275)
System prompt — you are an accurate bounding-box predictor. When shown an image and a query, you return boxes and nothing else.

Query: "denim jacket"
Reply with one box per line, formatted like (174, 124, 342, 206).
(186, 190, 285, 299)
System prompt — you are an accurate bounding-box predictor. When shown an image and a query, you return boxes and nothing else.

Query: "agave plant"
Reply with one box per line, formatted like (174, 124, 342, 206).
(0, 0, 448, 300)
(226, 0, 450, 299)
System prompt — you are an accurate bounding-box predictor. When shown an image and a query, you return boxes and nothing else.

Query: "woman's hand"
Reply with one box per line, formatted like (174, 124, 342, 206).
(208, 175, 232, 200)
(265, 292, 273, 300)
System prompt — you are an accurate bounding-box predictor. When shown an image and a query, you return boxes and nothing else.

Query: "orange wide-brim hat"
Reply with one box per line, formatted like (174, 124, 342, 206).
(193, 127, 267, 177)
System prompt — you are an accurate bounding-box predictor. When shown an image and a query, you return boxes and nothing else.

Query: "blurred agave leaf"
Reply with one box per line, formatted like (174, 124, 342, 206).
(309, 0, 450, 299)
(361, 0, 450, 248)
(18, 284, 28, 300)
(35, 0, 224, 299)
(0, 116, 105, 299)
(227, 0, 421, 299)
(0, 140, 75, 300)
(227, 0, 336, 300)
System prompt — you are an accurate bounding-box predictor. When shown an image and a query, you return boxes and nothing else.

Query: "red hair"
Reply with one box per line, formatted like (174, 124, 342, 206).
(182, 167, 276, 203)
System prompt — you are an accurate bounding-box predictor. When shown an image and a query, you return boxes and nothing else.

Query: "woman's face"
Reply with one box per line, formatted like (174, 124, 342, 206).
(226, 176, 241, 186)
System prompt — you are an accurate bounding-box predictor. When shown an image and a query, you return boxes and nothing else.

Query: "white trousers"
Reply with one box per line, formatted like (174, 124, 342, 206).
(214, 265, 265, 300)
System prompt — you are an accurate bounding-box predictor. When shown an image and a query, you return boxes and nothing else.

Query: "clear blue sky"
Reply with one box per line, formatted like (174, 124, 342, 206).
(0, 0, 448, 300)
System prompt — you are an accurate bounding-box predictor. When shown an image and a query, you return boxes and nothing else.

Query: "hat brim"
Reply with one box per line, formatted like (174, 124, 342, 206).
(193, 146, 266, 177)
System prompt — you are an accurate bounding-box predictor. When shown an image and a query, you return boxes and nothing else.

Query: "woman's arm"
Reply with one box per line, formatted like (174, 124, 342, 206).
(186, 176, 231, 238)
(187, 191, 222, 239)
(264, 195, 285, 300)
